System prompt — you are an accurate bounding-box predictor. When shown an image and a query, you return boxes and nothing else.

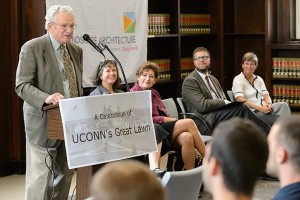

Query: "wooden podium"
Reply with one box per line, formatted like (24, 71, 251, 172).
(43, 104, 103, 200)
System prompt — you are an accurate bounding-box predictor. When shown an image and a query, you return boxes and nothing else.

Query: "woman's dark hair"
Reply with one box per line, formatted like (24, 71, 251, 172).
(93, 59, 121, 89)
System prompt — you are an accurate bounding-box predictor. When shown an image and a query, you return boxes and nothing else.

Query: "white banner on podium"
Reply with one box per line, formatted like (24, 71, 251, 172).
(59, 91, 157, 169)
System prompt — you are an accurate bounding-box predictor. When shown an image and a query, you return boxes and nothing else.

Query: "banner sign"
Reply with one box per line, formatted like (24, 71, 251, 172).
(59, 91, 157, 169)
(46, 0, 148, 87)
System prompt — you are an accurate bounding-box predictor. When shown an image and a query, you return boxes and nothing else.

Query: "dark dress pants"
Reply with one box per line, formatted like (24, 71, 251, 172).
(211, 102, 271, 136)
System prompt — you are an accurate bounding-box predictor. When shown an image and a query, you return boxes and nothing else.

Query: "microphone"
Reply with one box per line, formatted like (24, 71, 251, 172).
(98, 40, 107, 51)
(83, 34, 105, 56)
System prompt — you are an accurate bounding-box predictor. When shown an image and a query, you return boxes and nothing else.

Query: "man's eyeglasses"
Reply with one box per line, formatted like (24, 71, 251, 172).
(52, 22, 77, 31)
(193, 56, 210, 61)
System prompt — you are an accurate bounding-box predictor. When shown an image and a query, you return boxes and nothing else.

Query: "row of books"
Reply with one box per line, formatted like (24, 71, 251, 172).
(149, 59, 171, 81)
(147, 13, 211, 35)
(180, 14, 210, 34)
(180, 58, 194, 79)
(272, 57, 300, 78)
(148, 14, 170, 35)
(272, 84, 300, 107)
(149, 58, 197, 80)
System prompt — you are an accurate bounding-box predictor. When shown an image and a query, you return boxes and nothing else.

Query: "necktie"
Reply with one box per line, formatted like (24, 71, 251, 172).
(205, 75, 221, 99)
(61, 45, 78, 98)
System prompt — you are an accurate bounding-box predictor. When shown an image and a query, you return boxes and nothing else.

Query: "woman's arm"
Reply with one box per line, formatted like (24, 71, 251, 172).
(236, 96, 271, 113)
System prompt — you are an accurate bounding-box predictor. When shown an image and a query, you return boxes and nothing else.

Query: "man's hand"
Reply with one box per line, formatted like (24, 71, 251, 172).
(224, 100, 231, 105)
(45, 93, 65, 105)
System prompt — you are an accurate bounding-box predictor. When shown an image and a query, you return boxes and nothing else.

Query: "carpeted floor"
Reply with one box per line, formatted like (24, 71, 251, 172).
(0, 171, 279, 200)
(1, 153, 280, 200)
(200, 179, 280, 200)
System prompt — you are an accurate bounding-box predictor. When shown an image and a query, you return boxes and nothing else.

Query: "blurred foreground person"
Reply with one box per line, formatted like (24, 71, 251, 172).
(203, 118, 268, 200)
(90, 160, 166, 200)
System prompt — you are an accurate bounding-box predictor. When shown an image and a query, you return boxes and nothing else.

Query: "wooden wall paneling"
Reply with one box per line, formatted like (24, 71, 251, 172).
(0, 0, 24, 176)
(234, 0, 265, 33)
(223, 0, 234, 33)
(22, 0, 46, 42)
(277, 0, 293, 42)
(223, 37, 235, 91)
(217, 0, 224, 87)
(265, 0, 277, 90)
(0, 0, 12, 175)
(10, 0, 26, 175)
(0, 0, 46, 176)
(289, 0, 296, 40)
(209, 0, 222, 83)
(0, 0, 14, 176)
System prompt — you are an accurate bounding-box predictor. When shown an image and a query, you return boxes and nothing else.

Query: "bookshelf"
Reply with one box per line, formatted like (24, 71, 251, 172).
(147, 0, 278, 101)
(147, 0, 221, 99)
(268, 1, 300, 112)
(222, 0, 270, 92)
(269, 44, 300, 111)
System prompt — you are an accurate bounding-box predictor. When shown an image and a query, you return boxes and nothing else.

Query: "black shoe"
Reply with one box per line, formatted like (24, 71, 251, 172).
(152, 168, 166, 178)
(259, 172, 279, 181)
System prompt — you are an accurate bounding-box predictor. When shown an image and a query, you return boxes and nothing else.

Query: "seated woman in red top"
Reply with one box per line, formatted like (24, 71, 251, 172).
(131, 61, 206, 170)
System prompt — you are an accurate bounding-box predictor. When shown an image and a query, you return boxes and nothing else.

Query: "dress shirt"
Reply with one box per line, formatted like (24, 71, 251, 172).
(196, 70, 229, 104)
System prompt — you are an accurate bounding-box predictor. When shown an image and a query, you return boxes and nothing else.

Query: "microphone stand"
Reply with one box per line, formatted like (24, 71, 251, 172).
(99, 42, 130, 92)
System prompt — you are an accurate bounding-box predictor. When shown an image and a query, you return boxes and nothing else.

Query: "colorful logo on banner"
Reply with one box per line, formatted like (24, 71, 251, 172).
(124, 12, 136, 33)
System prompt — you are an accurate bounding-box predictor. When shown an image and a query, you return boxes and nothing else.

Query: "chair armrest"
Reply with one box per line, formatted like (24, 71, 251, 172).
(179, 112, 201, 119)
(179, 112, 212, 136)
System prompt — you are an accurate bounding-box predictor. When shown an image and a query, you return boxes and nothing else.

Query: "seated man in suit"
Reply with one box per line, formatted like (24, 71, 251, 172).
(203, 118, 269, 200)
(182, 47, 270, 135)
(266, 115, 300, 200)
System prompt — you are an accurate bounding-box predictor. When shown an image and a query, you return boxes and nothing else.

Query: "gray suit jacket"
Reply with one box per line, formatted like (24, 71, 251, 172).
(182, 69, 226, 126)
(15, 34, 83, 147)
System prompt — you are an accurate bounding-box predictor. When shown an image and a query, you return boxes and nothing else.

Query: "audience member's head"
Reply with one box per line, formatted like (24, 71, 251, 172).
(267, 115, 300, 186)
(203, 118, 268, 199)
(90, 160, 166, 200)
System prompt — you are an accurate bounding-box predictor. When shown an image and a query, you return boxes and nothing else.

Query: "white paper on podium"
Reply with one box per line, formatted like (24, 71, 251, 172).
(59, 90, 157, 169)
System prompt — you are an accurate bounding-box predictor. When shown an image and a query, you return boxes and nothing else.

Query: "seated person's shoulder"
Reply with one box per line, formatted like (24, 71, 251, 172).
(89, 87, 99, 96)
(256, 75, 265, 82)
